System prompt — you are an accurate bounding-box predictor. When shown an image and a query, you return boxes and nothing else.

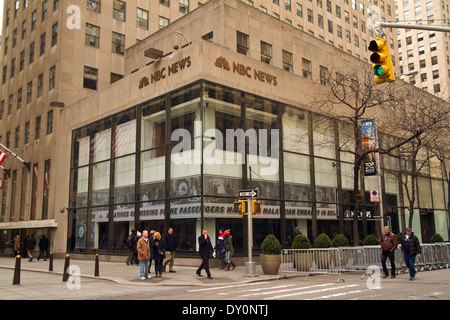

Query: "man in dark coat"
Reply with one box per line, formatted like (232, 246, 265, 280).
(163, 227, 179, 273)
(25, 234, 36, 262)
(401, 227, 422, 281)
(196, 229, 214, 279)
(37, 235, 49, 261)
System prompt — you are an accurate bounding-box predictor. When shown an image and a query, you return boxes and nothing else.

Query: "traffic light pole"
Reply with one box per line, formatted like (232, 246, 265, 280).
(374, 21, 450, 33)
(245, 197, 257, 277)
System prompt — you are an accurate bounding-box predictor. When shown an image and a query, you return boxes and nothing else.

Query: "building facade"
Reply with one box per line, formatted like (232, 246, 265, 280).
(395, 0, 450, 98)
(0, 0, 447, 259)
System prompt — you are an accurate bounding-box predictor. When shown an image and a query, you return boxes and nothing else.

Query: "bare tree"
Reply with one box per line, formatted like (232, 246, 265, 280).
(381, 83, 450, 233)
(309, 68, 450, 245)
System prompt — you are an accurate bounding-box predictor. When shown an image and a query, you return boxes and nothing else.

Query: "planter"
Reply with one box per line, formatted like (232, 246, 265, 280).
(293, 252, 310, 272)
(314, 251, 331, 270)
(260, 254, 281, 275)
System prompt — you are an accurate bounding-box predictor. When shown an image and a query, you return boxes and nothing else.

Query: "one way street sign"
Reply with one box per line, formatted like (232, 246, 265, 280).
(238, 189, 258, 198)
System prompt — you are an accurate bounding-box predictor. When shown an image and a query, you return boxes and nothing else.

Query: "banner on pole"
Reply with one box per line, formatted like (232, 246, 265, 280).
(361, 119, 377, 176)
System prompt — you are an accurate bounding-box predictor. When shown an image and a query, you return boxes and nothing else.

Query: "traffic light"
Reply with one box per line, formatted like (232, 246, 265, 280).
(252, 201, 261, 214)
(233, 200, 248, 215)
(368, 37, 395, 84)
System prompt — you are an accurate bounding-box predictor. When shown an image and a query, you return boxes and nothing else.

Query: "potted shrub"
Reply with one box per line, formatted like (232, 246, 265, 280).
(430, 233, 444, 243)
(314, 233, 332, 269)
(292, 234, 311, 272)
(363, 234, 380, 246)
(331, 234, 350, 247)
(260, 234, 282, 275)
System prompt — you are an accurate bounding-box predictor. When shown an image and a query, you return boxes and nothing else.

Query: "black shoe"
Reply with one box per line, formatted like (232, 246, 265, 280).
(196, 272, 203, 277)
(169, 270, 176, 273)
(207, 276, 213, 279)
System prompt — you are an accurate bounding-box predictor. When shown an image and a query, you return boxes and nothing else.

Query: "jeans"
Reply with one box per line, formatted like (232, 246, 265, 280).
(381, 250, 395, 276)
(404, 252, 416, 278)
(225, 250, 232, 264)
(139, 259, 150, 278)
(217, 250, 226, 268)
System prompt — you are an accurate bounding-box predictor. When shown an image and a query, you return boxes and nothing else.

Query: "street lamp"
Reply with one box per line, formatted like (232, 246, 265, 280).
(376, 69, 418, 234)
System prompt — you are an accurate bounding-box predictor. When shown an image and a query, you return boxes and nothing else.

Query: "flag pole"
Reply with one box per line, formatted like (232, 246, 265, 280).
(0, 143, 31, 171)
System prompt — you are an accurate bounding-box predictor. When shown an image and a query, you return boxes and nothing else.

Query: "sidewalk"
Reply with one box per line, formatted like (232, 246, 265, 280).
(0, 256, 289, 287)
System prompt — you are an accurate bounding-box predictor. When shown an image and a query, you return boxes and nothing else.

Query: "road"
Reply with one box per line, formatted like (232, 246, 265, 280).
(97, 268, 450, 301)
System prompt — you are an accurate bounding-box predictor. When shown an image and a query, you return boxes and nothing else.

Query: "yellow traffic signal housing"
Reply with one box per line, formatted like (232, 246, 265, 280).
(252, 201, 261, 214)
(234, 200, 248, 215)
(368, 37, 395, 84)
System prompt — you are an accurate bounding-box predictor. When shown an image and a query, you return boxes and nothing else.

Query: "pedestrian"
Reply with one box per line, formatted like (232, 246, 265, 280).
(37, 234, 49, 261)
(401, 227, 422, 281)
(163, 227, 179, 273)
(134, 231, 141, 265)
(125, 229, 137, 265)
(151, 232, 166, 277)
(224, 229, 236, 271)
(25, 234, 36, 262)
(380, 226, 398, 278)
(196, 229, 214, 279)
(214, 228, 226, 269)
(287, 226, 302, 248)
(148, 230, 155, 274)
(13, 235, 20, 257)
(137, 230, 152, 280)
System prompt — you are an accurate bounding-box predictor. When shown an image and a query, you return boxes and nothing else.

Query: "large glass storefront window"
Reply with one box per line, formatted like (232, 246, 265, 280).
(68, 80, 418, 254)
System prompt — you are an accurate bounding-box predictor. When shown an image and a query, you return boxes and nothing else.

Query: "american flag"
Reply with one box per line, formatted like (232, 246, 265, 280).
(90, 130, 109, 160)
(43, 160, 50, 198)
(112, 121, 136, 156)
(0, 150, 6, 166)
(33, 164, 39, 199)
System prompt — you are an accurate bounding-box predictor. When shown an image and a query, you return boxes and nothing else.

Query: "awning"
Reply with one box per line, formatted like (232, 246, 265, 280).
(0, 219, 58, 230)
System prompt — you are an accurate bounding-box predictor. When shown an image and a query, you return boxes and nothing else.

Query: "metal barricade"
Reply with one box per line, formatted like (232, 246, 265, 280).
(421, 244, 437, 270)
(339, 247, 367, 272)
(434, 244, 448, 269)
(280, 248, 344, 283)
(362, 245, 404, 275)
(361, 246, 381, 267)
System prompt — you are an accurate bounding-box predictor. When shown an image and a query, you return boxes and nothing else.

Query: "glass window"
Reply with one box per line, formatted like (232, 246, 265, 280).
(302, 58, 312, 80)
(237, 31, 249, 56)
(260, 41, 272, 64)
(83, 66, 98, 90)
(282, 50, 293, 72)
(113, 0, 126, 21)
(85, 23, 100, 48)
(137, 8, 149, 29)
(112, 32, 125, 55)
(87, 0, 101, 13)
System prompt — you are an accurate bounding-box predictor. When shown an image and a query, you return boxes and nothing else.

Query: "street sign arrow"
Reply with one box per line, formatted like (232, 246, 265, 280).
(238, 189, 258, 198)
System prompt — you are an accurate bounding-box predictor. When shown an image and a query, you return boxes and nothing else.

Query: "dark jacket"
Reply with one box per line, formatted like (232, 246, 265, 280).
(164, 233, 178, 252)
(198, 235, 214, 258)
(151, 238, 166, 260)
(224, 235, 234, 253)
(25, 236, 36, 251)
(401, 232, 422, 256)
(39, 236, 49, 251)
(381, 232, 398, 252)
(214, 233, 225, 252)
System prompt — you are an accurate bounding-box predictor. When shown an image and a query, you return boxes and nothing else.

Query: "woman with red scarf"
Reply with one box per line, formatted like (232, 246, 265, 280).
(224, 229, 236, 271)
